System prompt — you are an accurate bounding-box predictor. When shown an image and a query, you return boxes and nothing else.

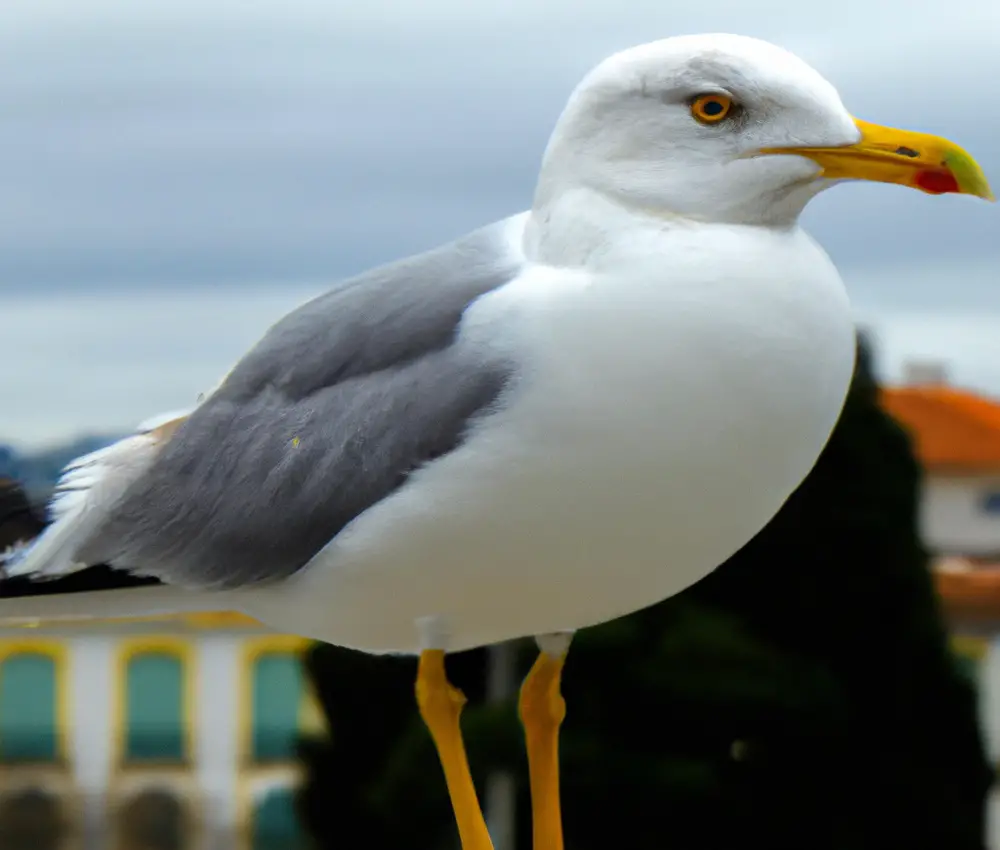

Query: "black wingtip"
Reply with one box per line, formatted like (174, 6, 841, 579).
(0, 477, 163, 599)
(0, 565, 163, 598)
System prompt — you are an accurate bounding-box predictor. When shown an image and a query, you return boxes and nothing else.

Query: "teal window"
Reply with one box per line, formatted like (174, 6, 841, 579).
(252, 788, 303, 850)
(124, 651, 186, 763)
(251, 652, 303, 762)
(0, 652, 58, 763)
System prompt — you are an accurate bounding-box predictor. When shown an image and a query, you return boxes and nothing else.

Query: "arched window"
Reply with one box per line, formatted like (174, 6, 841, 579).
(121, 645, 189, 764)
(116, 789, 189, 850)
(251, 787, 303, 850)
(250, 651, 303, 763)
(0, 788, 66, 850)
(0, 646, 61, 764)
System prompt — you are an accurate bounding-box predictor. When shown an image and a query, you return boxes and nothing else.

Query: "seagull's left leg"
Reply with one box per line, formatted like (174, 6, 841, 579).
(520, 631, 573, 850)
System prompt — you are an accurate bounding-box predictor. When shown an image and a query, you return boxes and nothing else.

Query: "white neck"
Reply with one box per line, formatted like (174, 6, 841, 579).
(524, 182, 813, 273)
(524, 185, 653, 268)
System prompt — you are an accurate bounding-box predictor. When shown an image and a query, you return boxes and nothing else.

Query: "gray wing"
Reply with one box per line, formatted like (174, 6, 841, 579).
(76, 215, 527, 589)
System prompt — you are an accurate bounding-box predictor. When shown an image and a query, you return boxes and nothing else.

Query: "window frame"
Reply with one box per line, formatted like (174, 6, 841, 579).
(237, 636, 324, 850)
(240, 636, 318, 767)
(0, 639, 69, 766)
(115, 638, 195, 768)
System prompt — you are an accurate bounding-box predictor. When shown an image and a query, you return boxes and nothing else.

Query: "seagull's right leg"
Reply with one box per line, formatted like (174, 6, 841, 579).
(519, 631, 573, 850)
(415, 620, 494, 850)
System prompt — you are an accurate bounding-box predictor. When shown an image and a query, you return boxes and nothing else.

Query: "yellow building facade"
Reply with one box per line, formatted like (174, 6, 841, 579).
(0, 613, 324, 850)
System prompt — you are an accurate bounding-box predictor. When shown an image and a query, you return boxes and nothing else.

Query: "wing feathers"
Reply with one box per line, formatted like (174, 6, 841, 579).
(2, 410, 191, 581)
(5, 214, 528, 592)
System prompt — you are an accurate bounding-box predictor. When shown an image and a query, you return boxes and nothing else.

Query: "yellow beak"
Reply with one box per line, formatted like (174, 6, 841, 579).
(760, 118, 994, 201)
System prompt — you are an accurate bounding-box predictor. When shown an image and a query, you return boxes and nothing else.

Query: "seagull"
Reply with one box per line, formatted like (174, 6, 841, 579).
(1, 33, 992, 850)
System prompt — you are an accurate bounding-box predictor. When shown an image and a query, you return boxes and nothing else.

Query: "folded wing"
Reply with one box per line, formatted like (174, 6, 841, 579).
(3, 215, 527, 595)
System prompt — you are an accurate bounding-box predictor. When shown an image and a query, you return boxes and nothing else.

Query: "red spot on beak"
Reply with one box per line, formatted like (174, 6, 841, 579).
(914, 169, 960, 195)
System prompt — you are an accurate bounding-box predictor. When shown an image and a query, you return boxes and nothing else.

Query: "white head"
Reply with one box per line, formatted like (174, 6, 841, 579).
(534, 34, 992, 227)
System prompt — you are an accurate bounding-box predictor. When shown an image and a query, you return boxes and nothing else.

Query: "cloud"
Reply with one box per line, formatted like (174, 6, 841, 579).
(4, 286, 325, 449)
(5, 281, 1000, 451)
(847, 256, 1000, 313)
(861, 312, 1000, 396)
(0, 0, 997, 446)
(0, 0, 996, 290)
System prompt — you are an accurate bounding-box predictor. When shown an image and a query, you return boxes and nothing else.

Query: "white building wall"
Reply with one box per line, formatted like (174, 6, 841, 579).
(196, 633, 242, 845)
(922, 475, 1000, 555)
(979, 641, 1000, 766)
(67, 633, 115, 848)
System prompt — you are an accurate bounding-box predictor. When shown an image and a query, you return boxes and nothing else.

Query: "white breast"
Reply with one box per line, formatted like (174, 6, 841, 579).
(240, 223, 856, 655)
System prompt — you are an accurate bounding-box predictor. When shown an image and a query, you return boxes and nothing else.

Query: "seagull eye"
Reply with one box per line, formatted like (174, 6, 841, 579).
(690, 93, 735, 125)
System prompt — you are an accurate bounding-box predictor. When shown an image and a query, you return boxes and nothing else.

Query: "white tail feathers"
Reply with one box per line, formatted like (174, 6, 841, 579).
(2, 409, 192, 581)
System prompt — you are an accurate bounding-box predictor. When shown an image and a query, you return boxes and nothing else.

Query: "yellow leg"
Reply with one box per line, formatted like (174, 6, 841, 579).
(416, 649, 495, 850)
(519, 643, 569, 850)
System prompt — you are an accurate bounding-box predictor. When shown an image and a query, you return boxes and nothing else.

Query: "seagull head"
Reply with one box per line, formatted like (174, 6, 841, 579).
(534, 33, 993, 227)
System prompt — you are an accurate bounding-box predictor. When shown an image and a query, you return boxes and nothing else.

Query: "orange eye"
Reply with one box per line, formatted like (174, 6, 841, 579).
(691, 93, 734, 124)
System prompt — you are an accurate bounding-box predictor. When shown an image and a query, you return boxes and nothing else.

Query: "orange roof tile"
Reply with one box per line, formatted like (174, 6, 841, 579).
(880, 386, 1000, 472)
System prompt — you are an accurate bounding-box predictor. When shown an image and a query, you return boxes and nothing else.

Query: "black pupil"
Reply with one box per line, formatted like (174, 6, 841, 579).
(702, 99, 725, 116)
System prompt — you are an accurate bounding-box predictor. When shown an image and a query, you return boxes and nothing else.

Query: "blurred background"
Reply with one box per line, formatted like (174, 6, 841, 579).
(1, 1, 998, 849)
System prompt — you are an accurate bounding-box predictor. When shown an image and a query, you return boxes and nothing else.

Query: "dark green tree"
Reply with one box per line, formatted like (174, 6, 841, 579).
(298, 334, 992, 850)
(298, 643, 493, 849)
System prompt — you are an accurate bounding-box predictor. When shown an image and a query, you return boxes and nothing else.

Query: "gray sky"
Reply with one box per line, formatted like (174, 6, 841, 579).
(2, 0, 998, 448)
